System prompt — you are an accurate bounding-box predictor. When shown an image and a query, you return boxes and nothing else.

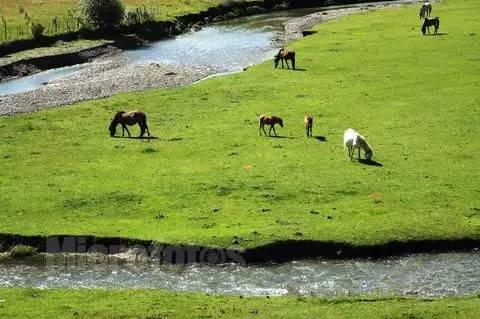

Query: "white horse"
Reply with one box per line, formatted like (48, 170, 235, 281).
(343, 128, 373, 162)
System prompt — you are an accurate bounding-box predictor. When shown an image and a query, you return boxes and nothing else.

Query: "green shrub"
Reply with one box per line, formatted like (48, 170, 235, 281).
(79, 0, 125, 30)
(31, 22, 45, 39)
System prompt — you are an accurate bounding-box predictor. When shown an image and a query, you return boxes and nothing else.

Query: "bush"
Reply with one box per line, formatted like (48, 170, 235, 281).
(31, 22, 45, 39)
(79, 0, 125, 30)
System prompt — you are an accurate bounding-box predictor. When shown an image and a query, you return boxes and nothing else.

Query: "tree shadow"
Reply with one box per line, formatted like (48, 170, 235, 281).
(359, 158, 383, 167)
(314, 135, 327, 142)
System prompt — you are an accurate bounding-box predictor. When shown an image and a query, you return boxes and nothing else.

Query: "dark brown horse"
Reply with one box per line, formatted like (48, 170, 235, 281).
(109, 111, 150, 138)
(304, 115, 313, 138)
(419, 2, 432, 19)
(274, 48, 296, 70)
(421, 17, 440, 35)
(259, 114, 283, 136)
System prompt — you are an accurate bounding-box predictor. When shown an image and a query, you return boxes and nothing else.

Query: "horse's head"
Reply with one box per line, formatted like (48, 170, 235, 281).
(109, 121, 116, 137)
(278, 118, 284, 127)
(274, 54, 281, 68)
(365, 149, 373, 161)
(108, 111, 125, 137)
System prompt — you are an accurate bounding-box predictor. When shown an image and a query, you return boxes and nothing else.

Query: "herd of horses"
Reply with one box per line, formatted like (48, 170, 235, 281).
(107, 2, 445, 162)
(109, 111, 373, 162)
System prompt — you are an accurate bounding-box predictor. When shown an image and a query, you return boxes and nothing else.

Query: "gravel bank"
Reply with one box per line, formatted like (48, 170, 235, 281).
(0, 58, 215, 116)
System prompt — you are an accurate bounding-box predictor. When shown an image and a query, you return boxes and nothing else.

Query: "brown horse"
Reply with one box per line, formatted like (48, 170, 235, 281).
(304, 115, 313, 138)
(274, 48, 296, 70)
(109, 111, 150, 138)
(259, 114, 283, 136)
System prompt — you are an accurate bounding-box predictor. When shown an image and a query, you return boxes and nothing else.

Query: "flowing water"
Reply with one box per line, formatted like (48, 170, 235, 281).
(1, 251, 479, 297)
(0, 5, 345, 96)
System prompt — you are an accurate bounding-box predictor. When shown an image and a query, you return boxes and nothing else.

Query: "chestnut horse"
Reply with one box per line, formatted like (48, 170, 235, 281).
(274, 48, 296, 70)
(304, 115, 313, 138)
(109, 111, 150, 138)
(259, 114, 283, 136)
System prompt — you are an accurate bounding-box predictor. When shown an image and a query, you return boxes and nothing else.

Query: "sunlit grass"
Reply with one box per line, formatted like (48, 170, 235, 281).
(0, 0, 479, 249)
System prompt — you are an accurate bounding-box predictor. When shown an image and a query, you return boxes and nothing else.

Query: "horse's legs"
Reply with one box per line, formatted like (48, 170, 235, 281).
(123, 124, 131, 138)
(285, 59, 290, 69)
(281, 58, 284, 69)
(272, 125, 278, 136)
(259, 123, 267, 136)
(358, 147, 361, 161)
(292, 57, 295, 70)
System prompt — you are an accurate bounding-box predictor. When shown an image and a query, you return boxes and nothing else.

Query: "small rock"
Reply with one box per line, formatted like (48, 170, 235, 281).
(326, 215, 333, 220)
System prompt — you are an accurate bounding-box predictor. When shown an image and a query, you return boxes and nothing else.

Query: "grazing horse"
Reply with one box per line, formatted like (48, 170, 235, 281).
(343, 128, 373, 162)
(109, 111, 150, 138)
(419, 2, 432, 19)
(421, 17, 440, 35)
(274, 48, 296, 70)
(259, 114, 284, 136)
(304, 115, 313, 138)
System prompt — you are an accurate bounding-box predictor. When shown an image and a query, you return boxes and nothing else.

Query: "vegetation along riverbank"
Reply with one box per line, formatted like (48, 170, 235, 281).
(0, 0, 479, 259)
(0, 289, 480, 318)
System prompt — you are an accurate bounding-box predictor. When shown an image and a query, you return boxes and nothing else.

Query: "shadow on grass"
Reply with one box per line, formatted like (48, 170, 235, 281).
(359, 158, 383, 167)
(112, 136, 159, 140)
(270, 135, 295, 139)
(314, 135, 327, 142)
(426, 32, 447, 36)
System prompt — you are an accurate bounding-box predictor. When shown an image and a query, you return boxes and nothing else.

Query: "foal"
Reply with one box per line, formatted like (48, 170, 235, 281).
(274, 48, 296, 70)
(304, 115, 313, 138)
(109, 111, 150, 138)
(259, 114, 284, 136)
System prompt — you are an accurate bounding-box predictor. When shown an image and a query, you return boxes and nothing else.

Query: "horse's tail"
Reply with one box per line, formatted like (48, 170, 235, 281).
(291, 52, 296, 70)
(421, 21, 427, 35)
(436, 17, 440, 29)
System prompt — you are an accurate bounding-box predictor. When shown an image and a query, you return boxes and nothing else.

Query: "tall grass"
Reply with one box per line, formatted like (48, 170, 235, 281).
(0, 0, 227, 43)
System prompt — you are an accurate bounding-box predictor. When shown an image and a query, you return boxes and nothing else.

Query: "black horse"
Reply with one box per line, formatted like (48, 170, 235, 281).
(274, 48, 296, 70)
(421, 17, 440, 35)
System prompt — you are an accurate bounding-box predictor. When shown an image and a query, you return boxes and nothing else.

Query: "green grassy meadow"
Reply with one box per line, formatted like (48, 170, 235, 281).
(0, 0, 479, 249)
(1, 289, 480, 318)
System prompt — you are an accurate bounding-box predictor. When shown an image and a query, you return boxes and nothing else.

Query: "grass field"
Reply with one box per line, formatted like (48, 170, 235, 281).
(1, 289, 479, 318)
(0, 0, 228, 42)
(0, 0, 479, 249)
